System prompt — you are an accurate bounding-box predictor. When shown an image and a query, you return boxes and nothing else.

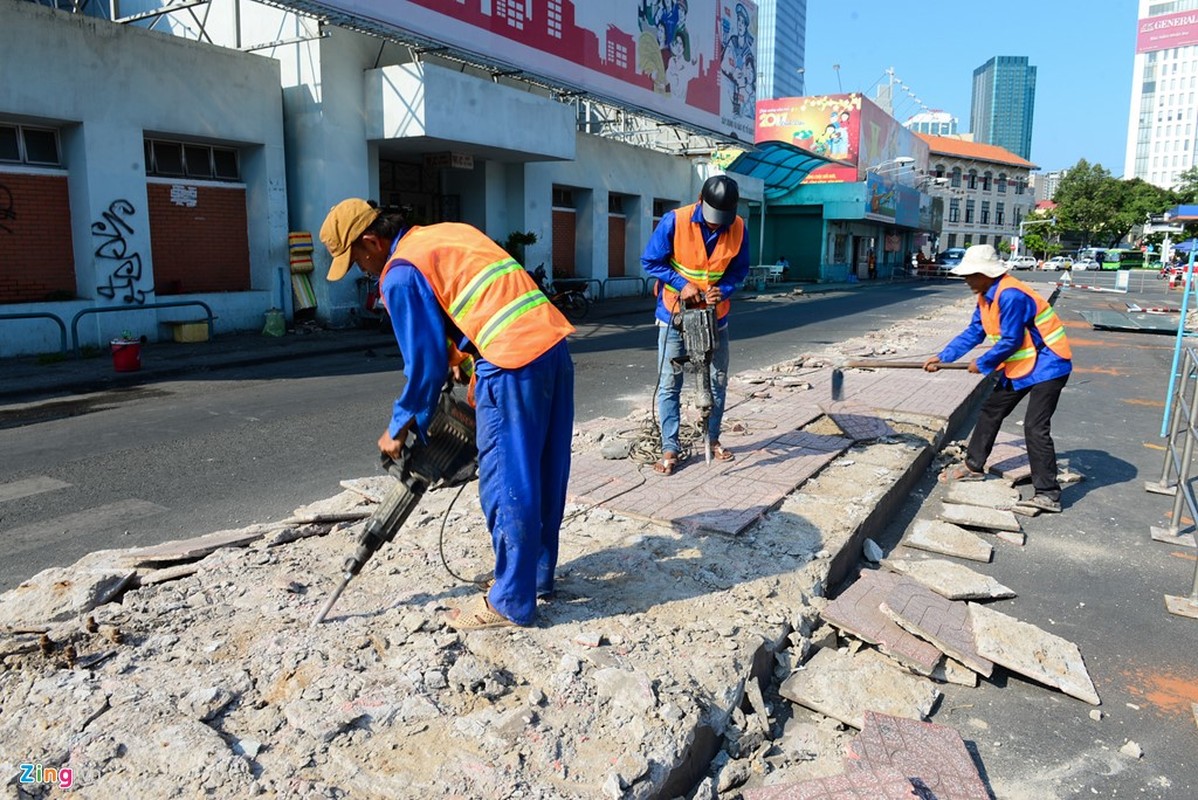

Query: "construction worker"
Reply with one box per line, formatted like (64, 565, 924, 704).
(642, 174, 751, 475)
(320, 200, 575, 629)
(924, 244, 1072, 513)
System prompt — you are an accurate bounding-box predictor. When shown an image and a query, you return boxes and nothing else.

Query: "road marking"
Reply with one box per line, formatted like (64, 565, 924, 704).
(1144, 442, 1166, 451)
(0, 476, 72, 503)
(4, 499, 168, 546)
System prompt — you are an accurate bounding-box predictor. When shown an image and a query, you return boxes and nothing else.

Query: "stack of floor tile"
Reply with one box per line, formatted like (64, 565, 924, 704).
(743, 712, 991, 800)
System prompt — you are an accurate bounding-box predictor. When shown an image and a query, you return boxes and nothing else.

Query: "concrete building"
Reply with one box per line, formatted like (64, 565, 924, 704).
(755, 0, 808, 100)
(1125, 0, 1198, 188)
(918, 135, 1037, 253)
(904, 110, 959, 137)
(1034, 169, 1067, 203)
(970, 56, 1037, 161)
(0, 0, 768, 358)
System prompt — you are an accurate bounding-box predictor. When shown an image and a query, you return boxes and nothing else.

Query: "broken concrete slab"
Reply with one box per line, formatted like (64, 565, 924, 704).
(845, 711, 991, 800)
(742, 765, 919, 799)
(995, 531, 1026, 546)
(945, 480, 1020, 510)
(904, 520, 993, 563)
(124, 523, 278, 565)
(779, 647, 942, 730)
(879, 585, 994, 678)
(821, 571, 943, 675)
(937, 503, 1022, 533)
(820, 402, 898, 442)
(881, 558, 1015, 601)
(1165, 594, 1198, 619)
(0, 566, 135, 627)
(967, 602, 1101, 705)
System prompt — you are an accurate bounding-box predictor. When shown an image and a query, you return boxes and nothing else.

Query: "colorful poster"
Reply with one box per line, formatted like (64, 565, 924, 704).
(756, 94, 863, 184)
(301, 0, 758, 140)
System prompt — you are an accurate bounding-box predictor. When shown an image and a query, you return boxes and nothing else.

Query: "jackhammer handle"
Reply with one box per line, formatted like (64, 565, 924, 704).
(841, 359, 971, 370)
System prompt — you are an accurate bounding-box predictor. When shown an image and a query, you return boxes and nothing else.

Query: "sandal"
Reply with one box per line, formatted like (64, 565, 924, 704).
(711, 443, 735, 462)
(653, 451, 679, 476)
(939, 463, 986, 483)
(444, 594, 517, 631)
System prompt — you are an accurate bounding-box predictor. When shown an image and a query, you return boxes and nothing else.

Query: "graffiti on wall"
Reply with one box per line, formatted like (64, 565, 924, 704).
(0, 184, 14, 235)
(92, 199, 148, 304)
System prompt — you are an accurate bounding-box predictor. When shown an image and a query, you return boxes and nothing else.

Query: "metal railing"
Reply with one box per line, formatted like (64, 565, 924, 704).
(600, 276, 648, 300)
(0, 311, 69, 354)
(1148, 339, 1198, 619)
(70, 301, 216, 355)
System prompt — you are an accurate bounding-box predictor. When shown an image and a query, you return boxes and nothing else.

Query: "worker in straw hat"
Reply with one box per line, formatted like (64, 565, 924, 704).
(924, 244, 1073, 513)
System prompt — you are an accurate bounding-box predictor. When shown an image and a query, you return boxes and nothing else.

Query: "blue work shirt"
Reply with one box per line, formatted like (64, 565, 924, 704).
(378, 232, 474, 440)
(938, 279, 1072, 390)
(640, 204, 752, 329)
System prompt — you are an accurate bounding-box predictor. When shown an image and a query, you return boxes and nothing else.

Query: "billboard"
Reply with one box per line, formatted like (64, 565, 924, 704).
(755, 94, 863, 183)
(305, 0, 758, 140)
(1137, 11, 1198, 53)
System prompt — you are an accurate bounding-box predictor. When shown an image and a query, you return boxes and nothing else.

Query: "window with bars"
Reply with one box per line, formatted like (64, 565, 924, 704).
(145, 138, 240, 181)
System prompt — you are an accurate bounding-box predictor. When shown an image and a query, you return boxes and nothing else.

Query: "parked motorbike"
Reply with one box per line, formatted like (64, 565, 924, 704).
(529, 264, 590, 321)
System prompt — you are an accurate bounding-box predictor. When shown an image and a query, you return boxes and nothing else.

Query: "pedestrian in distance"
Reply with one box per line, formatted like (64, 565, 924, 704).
(641, 175, 751, 476)
(924, 244, 1072, 512)
(320, 199, 576, 630)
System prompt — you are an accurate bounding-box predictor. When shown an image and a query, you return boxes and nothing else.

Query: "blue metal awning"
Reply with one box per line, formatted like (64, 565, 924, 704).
(726, 141, 840, 199)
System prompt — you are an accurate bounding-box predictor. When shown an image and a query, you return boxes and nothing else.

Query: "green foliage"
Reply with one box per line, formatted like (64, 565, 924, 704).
(499, 231, 538, 266)
(997, 240, 1011, 255)
(1052, 159, 1177, 248)
(1175, 166, 1198, 204)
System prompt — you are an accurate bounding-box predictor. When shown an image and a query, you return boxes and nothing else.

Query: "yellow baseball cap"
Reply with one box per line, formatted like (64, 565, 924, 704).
(319, 198, 380, 281)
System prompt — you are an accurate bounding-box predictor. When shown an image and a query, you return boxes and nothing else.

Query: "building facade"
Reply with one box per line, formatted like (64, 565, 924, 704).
(0, 0, 768, 357)
(1125, 0, 1198, 188)
(970, 56, 1037, 161)
(754, 0, 807, 100)
(1033, 169, 1067, 203)
(904, 110, 959, 137)
(918, 135, 1037, 253)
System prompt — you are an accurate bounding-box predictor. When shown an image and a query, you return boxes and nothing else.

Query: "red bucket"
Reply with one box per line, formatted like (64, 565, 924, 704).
(110, 340, 141, 372)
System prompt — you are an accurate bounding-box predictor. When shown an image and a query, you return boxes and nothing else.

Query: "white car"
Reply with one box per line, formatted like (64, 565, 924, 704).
(1074, 258, 1099, 271)
(1044, 256, 1073, 271)
(1006, 255, 1038, 270)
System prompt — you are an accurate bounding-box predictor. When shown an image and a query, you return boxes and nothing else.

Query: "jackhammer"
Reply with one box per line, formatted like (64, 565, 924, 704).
(310, 388, 478, 626)
(675, 303, 720, 464)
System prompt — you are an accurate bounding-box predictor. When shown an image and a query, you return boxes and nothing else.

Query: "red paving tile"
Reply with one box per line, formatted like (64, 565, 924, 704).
(845, 711, 991, 800)
(985, 432, 1031, 481)
(821, 571, 943, 675)
(880, 580, 994, 678)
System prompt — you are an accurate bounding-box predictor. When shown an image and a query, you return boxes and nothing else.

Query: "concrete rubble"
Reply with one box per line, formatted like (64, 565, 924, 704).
(0, 295, 1095, 798)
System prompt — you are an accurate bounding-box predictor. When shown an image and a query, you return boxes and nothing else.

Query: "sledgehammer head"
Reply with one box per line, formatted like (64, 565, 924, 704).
(830, 367, 844, 401)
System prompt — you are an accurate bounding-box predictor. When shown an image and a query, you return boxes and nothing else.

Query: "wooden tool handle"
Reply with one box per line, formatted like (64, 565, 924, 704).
(841, 359, 971, 369)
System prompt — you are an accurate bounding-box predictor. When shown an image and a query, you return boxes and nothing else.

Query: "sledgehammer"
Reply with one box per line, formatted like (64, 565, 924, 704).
(830, 359, 971, 401)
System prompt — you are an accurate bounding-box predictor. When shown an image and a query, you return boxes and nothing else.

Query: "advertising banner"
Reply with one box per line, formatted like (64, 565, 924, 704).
(302, 0, 758, 139)
(1137, 11, 1198, 53)
(755, 94, 863, 183)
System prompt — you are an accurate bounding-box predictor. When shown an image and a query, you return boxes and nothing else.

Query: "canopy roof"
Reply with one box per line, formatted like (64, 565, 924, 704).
(727, 141, 839, 199)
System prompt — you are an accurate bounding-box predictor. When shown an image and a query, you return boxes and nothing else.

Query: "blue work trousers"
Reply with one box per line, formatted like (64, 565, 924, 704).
(656, 323, 730, 455)
(475, 340, 574, 625)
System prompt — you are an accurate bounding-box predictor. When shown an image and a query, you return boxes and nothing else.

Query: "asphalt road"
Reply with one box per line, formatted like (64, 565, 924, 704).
(0, 280, 961, 592)
(871, 271, 1198, 800)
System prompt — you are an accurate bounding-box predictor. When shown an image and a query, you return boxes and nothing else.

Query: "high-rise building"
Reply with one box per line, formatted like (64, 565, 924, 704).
(1125, 0, 1198, 188)
(970, 56, 1037, 161)
(905, 110, 959, 136)
(754, 0, 807, 99)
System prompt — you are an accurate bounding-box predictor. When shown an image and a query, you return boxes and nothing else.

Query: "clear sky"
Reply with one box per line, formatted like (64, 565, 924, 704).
(802, 0, 1140, 175)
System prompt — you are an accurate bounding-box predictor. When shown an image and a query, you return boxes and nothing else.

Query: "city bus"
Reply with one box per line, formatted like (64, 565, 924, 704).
(1075, 247, 1146, 270)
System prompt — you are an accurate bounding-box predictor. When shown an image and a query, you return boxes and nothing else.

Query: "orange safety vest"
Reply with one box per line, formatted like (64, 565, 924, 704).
(379, 223, 574, 369)
(657, 203, 744, 321)
(979, 275, 1072, 379)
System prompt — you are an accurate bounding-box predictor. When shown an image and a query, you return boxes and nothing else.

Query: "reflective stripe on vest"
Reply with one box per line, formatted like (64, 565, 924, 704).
(979, 275, 1072, 379)
(379, 223, 573, 369)
(660, 203, 743, 320)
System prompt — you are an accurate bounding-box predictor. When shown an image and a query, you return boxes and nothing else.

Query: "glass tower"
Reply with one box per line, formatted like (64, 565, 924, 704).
(970, 56, 1037, 161)
(754, 0, 807, 99)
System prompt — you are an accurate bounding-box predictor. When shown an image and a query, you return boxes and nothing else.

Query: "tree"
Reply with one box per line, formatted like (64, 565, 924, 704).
(1107, 178, 1175, 247)
(1175, 165, 1198, 204)
(1052, 159, 1124, 247)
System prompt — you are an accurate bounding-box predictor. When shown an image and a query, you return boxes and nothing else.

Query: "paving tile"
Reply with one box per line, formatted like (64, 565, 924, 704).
(819, 401, 898, 442)
(937, 503, 1022, 533)
(742, 766, 918, 799)
(780, 647, 942, 730)
(821, 571, 943, 675)
(879, 582, 994, 677)
(944, 480, 1020, 510)
(985, 432, 1032, 481)
(881, 558, 1016, 601)
(903, 520, 993, 563)
(968, 602, 1101, 705)
(845, 711, 991, 800)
